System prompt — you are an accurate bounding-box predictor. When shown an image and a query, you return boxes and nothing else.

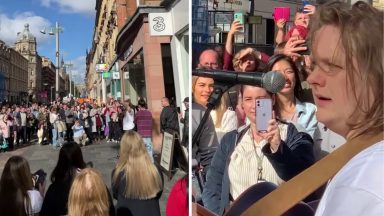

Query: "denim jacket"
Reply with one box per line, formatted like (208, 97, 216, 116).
(202, 123, 315, 215)
(295, 99, 318, 138)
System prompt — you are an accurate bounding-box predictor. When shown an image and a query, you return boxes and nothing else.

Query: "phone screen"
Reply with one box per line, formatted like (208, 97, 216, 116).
(256, 98, 272, 132)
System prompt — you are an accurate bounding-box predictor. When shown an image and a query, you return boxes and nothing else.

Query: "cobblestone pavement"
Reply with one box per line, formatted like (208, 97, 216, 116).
(0, 140, 186, 216)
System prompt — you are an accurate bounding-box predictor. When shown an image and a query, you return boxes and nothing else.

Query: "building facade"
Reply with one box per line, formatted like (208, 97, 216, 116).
(41, 57, 56, 103)
(86, 0, 189, 150)
(14, 24, 43, 102)
(0, 40, 28, 103)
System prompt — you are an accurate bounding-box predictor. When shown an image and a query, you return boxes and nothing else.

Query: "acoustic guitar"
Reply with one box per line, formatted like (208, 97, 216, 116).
(194, 182, 317, 216)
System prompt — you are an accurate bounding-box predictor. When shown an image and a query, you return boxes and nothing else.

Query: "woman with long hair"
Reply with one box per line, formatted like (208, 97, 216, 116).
(265, 54, 318, 138)
(40, 142, 86, 216)
(112, 131, 163, 216)
(68, 168, 112, 216)
(0, 156, 45, 216)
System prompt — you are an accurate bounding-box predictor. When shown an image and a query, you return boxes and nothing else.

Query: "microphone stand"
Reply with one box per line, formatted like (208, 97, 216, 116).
(192, 82, 232, 156)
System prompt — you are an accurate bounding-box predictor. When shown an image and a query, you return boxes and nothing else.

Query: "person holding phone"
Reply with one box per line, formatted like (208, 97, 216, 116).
(266, 54, 318, 138)
(202, 85, 315, 215)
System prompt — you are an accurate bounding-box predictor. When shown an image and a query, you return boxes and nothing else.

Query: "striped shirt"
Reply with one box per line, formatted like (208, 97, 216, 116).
(228, 124, 288, 200)
(135, 109, 152, 138)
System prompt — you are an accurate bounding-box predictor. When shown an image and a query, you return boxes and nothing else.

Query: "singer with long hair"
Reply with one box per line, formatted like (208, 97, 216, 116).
(202, 85, 315, 215)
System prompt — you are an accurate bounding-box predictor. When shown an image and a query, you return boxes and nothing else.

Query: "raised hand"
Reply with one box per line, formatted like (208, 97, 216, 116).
(229, 20, 243, 35)
(259, 112, 281, 153)
(276, 19, 286, 30)
(283, 37, 307, 58)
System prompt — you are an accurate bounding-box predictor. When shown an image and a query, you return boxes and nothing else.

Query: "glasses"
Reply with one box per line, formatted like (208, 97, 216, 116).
(202, 62, 219, 69)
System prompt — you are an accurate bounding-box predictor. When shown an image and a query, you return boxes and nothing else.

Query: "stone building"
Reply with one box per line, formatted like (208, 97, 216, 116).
(14, 24, 43, 102)
(0, 40, 28, 103)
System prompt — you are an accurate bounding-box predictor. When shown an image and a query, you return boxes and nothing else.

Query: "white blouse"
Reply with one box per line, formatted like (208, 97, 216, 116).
(26, 190, 43, 214)
(228, 124, 288, 200)
(210, 109, 238, 143)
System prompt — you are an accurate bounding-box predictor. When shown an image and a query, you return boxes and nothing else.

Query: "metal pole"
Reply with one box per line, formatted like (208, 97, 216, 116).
(70, 71, 72, 96)
(55, 21, 60, 100)
(102, 76, 106, 103)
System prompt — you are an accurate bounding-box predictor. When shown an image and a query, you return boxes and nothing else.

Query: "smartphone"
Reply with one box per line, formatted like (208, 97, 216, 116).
(256, 98, 272, 132)
(234, 12, 245, 32)
(301, 0, 309, 13)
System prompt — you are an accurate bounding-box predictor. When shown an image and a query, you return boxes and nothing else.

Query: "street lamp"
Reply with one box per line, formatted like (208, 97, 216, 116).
(40, 21, 63, 100)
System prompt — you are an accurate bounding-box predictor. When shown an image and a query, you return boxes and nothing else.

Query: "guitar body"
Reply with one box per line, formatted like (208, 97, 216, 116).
(224, 182, 315, 216)
(194, 182, 317, 216)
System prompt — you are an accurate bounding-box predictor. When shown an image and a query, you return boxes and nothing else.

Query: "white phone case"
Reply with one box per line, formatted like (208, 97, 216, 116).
(256, 98, 272, 132)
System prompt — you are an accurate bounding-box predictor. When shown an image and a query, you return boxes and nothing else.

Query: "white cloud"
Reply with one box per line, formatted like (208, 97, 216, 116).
(66, 56, 87, 84)
(0, 12, 52, 47)
(39, 0, 96, 16)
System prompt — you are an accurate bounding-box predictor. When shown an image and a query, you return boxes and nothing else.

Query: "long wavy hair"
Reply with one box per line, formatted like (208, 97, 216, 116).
(309, 1, 383, 137)
(68, 168, 109, 216)
(0, 156, 34, 216)
(112, 131, 162, 199)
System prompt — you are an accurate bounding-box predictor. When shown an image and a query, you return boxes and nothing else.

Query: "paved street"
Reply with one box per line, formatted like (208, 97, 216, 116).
(0, 140, 185, 216)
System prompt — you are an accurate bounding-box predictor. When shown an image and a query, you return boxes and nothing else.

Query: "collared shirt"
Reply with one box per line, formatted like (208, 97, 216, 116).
(228, 125, 288, 200)
(295, 98, 318, 138)
(135, 109, 152, 138)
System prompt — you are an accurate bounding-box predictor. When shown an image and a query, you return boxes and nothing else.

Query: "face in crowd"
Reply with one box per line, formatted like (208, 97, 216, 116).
(198, 49, 220, 70)
(192, 76, 214, 107)
(241, 85, 274, 125)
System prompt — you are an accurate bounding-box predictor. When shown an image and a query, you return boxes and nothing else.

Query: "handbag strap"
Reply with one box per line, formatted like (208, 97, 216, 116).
(241, 132, 383, 216)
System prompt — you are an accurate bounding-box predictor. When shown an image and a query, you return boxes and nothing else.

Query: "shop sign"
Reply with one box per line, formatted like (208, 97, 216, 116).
(112, 72, 120, 79)
(149, 12, 173, 36)
(96, 64, 109, 72)
(215, 13, 232, 24)
(208, 0, 250, 12)
(102, 72, 111, 78)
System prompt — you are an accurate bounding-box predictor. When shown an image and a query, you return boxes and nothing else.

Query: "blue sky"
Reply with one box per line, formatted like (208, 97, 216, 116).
(0, 0, 96, 84)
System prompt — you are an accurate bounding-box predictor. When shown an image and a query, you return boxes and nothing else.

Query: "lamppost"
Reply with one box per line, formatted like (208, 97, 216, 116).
(40, 21, 63, 100)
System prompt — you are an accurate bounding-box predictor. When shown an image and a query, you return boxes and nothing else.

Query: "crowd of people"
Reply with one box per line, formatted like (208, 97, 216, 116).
(0, 95, 190, 216)
(193, 1, 382, 215)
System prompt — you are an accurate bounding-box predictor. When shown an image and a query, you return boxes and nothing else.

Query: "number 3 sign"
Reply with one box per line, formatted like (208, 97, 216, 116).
(149, 13, 173, 36)
(153, 16, 165, 32)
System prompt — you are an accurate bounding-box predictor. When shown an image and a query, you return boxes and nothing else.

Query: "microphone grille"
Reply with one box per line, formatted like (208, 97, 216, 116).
(262, 71, 285, 93)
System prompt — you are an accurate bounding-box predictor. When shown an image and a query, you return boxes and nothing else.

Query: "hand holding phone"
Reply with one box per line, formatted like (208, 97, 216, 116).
(233, 12, 245, 33)
(256, 100, 281, 152)
(256, 98, 272, 132)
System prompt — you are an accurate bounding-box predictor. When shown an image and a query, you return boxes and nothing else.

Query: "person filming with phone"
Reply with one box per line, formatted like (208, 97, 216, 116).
(202, 85, 315, 215)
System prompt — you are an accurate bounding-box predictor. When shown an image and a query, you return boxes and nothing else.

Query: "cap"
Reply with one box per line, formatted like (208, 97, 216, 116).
(183, 97, 189, 103)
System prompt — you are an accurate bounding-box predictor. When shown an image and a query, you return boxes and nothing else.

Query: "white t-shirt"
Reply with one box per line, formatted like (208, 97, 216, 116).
(315, 140, 384, 216)
(27, 190, 43, 214)
(123, 110, 135, 131)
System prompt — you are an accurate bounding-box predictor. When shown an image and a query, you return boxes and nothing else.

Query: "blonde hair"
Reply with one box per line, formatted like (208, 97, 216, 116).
(232, 47, 264, 72)
(214, 94, 229, 128)
(309, 1, 383, 137)
(68, 168, 109, 216)
(112, 131, 162, 199)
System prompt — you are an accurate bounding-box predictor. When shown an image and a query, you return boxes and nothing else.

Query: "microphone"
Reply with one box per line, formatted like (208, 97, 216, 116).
(192, 70, 285, 93)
